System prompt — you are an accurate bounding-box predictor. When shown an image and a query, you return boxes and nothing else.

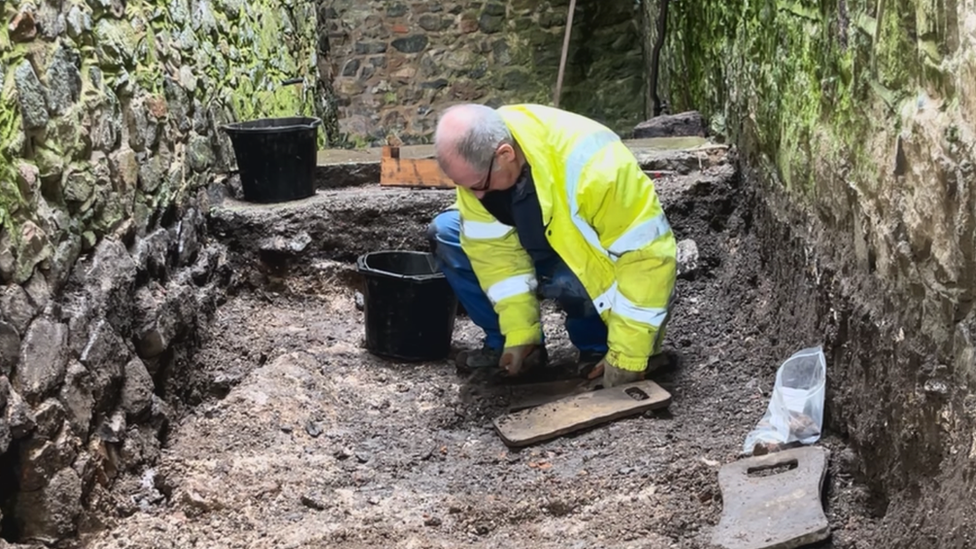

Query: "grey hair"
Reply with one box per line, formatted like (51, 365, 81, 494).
(436, 104, 513, 173)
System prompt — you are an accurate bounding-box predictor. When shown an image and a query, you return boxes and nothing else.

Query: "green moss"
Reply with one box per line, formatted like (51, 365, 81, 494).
(660, 0, 940, 198)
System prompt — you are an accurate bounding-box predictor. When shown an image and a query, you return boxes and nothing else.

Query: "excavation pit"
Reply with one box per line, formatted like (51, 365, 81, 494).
(3, 141, 889, 548)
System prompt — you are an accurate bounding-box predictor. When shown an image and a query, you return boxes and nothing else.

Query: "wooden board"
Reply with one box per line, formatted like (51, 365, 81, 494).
(492, 380, 671, 447)
(506, 378, 601, 413)
(711, 446, 830, 549)
(379, 146, 455, 189)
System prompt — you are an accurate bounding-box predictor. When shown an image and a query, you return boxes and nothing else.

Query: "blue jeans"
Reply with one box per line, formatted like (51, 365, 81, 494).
(427, 209, 608, 353)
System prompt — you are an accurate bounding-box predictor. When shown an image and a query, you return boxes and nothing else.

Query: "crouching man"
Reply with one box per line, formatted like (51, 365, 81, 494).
(426, 103, 677, 388)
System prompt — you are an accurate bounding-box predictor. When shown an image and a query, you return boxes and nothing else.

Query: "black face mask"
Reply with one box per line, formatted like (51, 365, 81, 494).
(478, 186, 516, 226)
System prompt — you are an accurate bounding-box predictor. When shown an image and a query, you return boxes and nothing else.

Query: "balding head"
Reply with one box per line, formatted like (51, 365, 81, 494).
(434, 103, 514, 188)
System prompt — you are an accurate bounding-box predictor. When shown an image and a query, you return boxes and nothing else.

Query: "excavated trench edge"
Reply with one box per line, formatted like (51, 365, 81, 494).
(12, 157, 941, 546)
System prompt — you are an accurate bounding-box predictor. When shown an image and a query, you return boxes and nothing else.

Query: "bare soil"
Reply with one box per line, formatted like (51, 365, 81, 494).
(74, 163, 883, 548)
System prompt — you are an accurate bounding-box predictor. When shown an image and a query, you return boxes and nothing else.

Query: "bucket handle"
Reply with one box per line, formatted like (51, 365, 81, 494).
(356, 253, 445, 282)
(219, 117, 322, 135)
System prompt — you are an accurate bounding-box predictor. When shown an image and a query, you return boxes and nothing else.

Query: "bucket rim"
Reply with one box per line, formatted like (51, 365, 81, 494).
(220, 116, 322, 134)
(356, 250, 445, 282)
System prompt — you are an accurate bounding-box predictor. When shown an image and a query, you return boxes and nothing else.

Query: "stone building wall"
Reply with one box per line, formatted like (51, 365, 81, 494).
(323, 0, 647, 146)
(649, 0, 976, 545)
(0, 0, 320, 542)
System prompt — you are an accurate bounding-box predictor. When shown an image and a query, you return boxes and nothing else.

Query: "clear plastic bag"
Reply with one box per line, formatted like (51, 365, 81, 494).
(742, 346, 827, 455)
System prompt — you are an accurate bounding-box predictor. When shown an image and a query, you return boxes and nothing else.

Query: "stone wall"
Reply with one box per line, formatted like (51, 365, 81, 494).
(323, 0, 646, 146)
(0, 0, 321, 542)
(650, 0, 976, 545)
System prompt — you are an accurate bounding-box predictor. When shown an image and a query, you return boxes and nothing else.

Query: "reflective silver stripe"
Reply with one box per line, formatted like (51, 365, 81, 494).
(564, 130, 621, 259)
(462, 219, 513, 240)
(608, 214, 672, 257)
(613, 289, 668, 327)
(594, 283, 616, 315)
(487, 274, 537, 304)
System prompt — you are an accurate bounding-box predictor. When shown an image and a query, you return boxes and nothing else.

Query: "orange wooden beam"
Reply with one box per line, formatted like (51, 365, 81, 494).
(380, 146, 455, 189)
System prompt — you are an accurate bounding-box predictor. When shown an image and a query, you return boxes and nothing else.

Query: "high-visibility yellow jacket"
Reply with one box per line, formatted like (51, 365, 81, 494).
(454, 104, 677, 372)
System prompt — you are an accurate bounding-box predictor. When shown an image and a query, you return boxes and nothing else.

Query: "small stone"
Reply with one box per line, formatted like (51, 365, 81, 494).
(391, 35, 428, 53)
(83, 239, 139, 319)
(300, 493, 327, 511)
(16, 221, 53, 284)
(418, 13, 445, 31)
(333, 447, 352, 460)
(354, 42, 387, 55)
(355, 451, 371, 464)
(0, 418, 10, 454)
(59, 361, 93, 437)
(424, 515, 442, 527)
(178, 65, 197, 92)
(341, 58, 360, 77)
(0, 375, 8, 410)
(2, 284, 36, 334)
(45, 44, 83, 115)
(121, 357, 154, 417)
(66, 5, 92, 39)
(9, 8, 38, 42)
(6, 388, 35, 438)
(138, 153, 167, 193)
(459, 13, 479, 33)
(48, 236, 81, 294)
(62, 163, 96, 205)
(14, 60, 49, 129)
(109, 147, 139, 191)
(177, 207, 202, 266)
(24, 271, 51, 313)
(0, 229, 15, 283)
(15, 318, 69, 403)
(187, 133, 214, 172)
(35, 144, 66, 183)
(81, 231, 97, 251)
(676, 239, 700, 279)
(148, 395, 172, 437)
(79, 319, 129, 410)
(305, 420, 323, 438)
(17, 161, 40, 201)
(17, 467, 83, 540)
(96, 410, 125, 443)
(280, 424, 293, 433)
(386, 3, 407, 17)
(354, 292, 365, 311)
(479, 13, 504, 33)
(34, 398, 65, 439)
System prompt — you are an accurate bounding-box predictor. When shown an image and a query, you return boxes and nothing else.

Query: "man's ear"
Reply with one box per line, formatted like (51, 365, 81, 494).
(498, 143, 516, 163)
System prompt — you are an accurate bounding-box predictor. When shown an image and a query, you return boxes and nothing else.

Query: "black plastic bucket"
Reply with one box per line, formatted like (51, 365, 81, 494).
(357, 250, 458, 362)
(220, 117, 321, 204)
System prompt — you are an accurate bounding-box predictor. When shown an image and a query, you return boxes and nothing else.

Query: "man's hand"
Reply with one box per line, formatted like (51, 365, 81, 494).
(498, 344, 544, 376)
(586, 357, 644, 388)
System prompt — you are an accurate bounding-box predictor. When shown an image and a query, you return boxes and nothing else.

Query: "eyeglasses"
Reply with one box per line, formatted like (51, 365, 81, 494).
(470, 152, 495, 192)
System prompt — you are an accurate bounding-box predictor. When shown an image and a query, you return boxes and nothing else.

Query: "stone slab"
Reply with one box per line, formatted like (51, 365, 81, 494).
(493, 380, 671, 447)
(711, 446, 830, 549)
(634, 111, 708, 139)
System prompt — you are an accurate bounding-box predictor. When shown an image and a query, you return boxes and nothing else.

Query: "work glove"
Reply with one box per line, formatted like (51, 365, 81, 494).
(498, 344, 545, 377)
(586, 357, 644, 388)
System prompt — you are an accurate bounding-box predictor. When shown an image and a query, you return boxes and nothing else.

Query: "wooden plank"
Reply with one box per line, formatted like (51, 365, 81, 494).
(712, 446, 830, 549)
(507, 379, 593, 413)
(380, 146, 455, 189)
(492, 380, 671, 447)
